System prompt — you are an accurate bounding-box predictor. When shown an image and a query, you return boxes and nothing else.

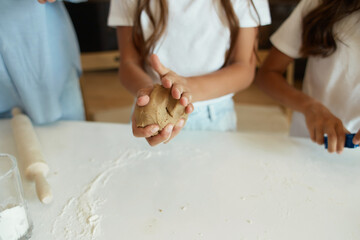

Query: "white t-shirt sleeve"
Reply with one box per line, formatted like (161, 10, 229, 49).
(108, 0, 137, 27)
(270, 0, 319, 58)
(235, 0, 271, 27)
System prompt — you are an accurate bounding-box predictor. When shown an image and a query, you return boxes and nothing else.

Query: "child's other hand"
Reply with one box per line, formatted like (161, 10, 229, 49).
(132, 86, 186, 146)
(304, 101, 349, 154)
(38, 0, 56, 3)
(136, 86, 153, 107)
(133, 117, 185, 146)
(132, 114, 185, 147)
(131, 85, 159, 141)
(150, 54, 194, 115)
(353, 130, 360, 145)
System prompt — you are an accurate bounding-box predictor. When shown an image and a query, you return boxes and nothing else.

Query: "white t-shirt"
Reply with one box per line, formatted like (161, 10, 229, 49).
(271, 0, 360, 137)
(108, 0, 271, 106)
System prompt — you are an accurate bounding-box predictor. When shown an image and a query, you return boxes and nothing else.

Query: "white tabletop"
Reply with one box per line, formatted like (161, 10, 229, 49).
(0, 120, 359, 240)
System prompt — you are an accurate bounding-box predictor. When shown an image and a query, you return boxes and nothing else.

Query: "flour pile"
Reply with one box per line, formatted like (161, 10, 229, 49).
(0, 205, 31, 240)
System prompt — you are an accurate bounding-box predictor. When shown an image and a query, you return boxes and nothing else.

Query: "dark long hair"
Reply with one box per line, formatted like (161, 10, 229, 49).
(301, 0, 360, 57)
(132, 0, 259, 67)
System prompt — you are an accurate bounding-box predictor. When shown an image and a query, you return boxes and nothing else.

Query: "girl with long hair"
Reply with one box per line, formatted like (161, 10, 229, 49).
(255, 0, 360, 153)
(108, 0, 271, 146)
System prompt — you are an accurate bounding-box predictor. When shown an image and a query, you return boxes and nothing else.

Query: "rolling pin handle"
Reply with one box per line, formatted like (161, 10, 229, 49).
(34, 174, 53, 204)
(11, 107, 22, 117)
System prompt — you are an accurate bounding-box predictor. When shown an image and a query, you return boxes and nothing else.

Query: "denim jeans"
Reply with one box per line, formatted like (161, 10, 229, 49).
(184, 97, 237, 131)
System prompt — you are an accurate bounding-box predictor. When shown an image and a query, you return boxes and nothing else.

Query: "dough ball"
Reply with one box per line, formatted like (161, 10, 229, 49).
(134, 84, 188, 130)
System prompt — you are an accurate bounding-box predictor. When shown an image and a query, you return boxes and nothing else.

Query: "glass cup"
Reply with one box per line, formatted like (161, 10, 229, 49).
(0, 154, 32, 240)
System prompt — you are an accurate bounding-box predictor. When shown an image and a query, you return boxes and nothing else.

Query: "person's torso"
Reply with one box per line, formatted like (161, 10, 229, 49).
(140, 0, 231, 78)
(300, 11, 360, 133)
(0, 0, 82, 124)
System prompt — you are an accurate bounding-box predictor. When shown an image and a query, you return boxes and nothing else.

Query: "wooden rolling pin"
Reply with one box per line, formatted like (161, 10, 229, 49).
(11, 108, 53, 204)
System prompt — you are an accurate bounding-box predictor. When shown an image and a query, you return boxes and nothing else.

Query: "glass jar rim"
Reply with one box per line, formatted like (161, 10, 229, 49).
(0, 153, 17, 180)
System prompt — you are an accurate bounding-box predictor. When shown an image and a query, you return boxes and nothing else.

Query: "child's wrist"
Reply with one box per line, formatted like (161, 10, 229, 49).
(138, 82, 153, 91)
(186, 76, 199, 102)
(299, 98, 320, 114)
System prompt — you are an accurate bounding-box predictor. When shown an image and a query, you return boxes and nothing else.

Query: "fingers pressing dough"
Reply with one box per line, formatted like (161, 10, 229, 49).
(134, 84, 188, 131)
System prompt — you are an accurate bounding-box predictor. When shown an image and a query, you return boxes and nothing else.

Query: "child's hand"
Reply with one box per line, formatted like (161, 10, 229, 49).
(131, 86, 186, 146)
(38, 0, 56, 3)
(131, 85, 160, 142)
(304, 101, 349, 154)
(353, 130, 360, 145)
(150, 54, 194, 114)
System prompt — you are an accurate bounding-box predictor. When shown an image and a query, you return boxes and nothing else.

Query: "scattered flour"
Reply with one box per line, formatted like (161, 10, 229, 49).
(51, 150, 154, 240)
(180, 206, 187, 211)
(246, 219, 253, 224)
(0, 205, 31, 240)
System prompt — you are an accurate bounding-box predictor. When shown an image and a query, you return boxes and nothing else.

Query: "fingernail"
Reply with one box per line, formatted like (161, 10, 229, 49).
(166, 125, 174, 133)
(136, 97, 142, 105)
(177, 119, 184, 128)
(151, 126, 159, 133)
(182, 98, 188, 106)
(175, 90, 181, 99)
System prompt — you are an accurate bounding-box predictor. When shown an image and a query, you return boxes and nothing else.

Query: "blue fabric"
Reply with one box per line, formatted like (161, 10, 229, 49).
(0, 0, 85, 125)
(184, 98, 237, 131)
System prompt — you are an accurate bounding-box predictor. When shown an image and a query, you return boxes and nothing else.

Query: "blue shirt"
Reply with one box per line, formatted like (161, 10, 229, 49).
(0, 0, 85, 124)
